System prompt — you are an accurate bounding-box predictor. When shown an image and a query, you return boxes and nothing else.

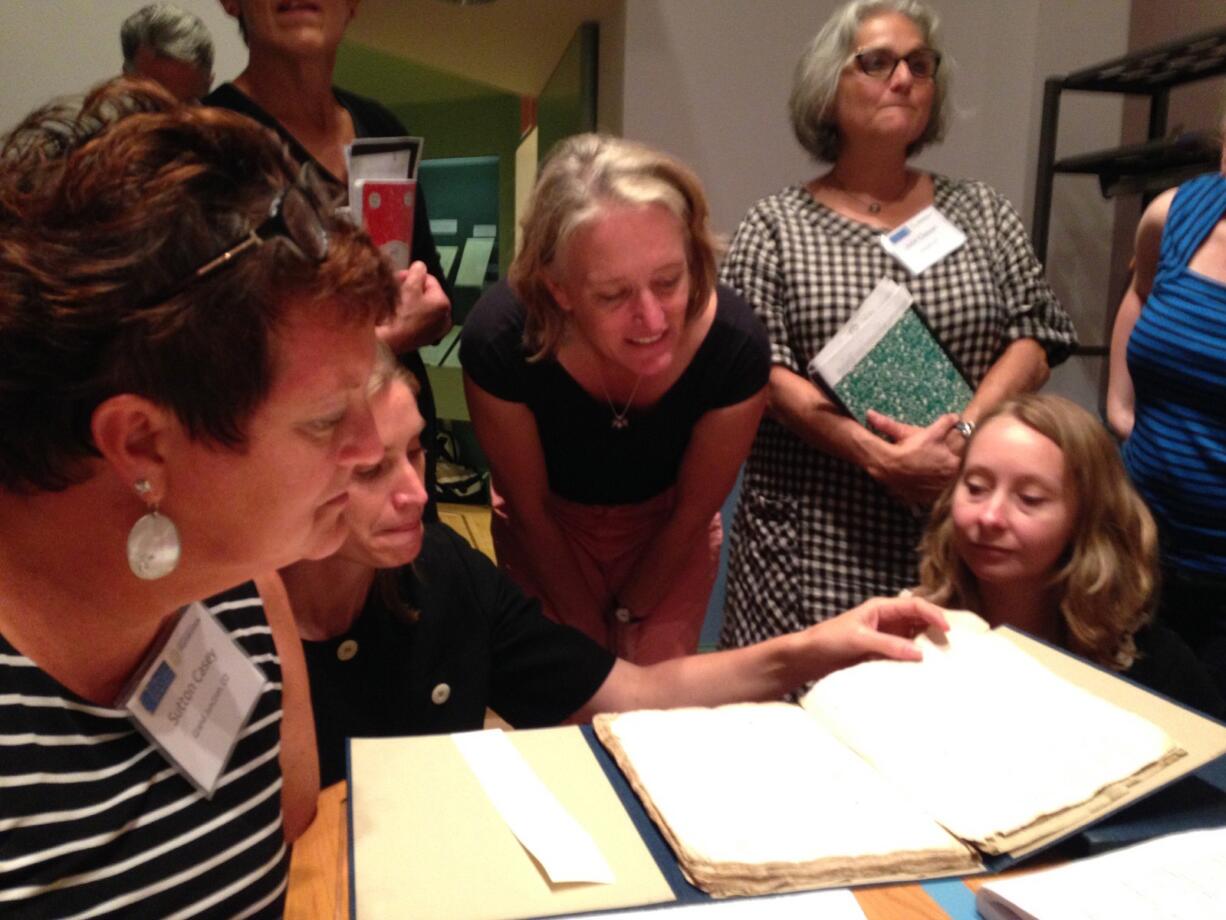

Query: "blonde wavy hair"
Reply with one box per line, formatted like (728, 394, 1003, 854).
(917, 394, 1158, 670)
(509, 133, 720, 361)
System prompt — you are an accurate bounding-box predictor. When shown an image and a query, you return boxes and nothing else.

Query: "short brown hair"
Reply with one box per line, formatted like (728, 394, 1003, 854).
(0, 77, 398, 493)
(509, 133, 720, 360)
(917, 394, 1158, 670)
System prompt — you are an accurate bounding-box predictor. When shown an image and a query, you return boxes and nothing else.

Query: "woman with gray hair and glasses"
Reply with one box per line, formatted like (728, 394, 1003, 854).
(719, 0, 1077, 652)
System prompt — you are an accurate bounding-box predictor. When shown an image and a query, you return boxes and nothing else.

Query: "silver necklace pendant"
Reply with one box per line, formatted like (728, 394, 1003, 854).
(598, 371, 643, 432)
(867, 201, 882, 214)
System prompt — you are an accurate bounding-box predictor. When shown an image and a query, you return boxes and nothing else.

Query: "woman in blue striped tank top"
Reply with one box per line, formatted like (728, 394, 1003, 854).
(1108, 104, 1226, 697)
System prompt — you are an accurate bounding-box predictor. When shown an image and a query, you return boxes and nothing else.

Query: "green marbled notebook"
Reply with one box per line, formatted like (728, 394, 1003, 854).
(807, 278, 972, 428)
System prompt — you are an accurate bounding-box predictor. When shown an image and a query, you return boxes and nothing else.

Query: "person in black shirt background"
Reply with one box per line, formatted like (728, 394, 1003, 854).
(281, 349, 952, 786)
(207, 0, 452, 512)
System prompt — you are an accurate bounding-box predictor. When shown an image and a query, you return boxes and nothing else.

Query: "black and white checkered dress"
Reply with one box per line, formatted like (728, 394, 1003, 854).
(719, 177, 1077, 648)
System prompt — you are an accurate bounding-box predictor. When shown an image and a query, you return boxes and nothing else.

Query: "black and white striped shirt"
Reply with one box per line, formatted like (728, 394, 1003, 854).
(0, 583, 288, 918)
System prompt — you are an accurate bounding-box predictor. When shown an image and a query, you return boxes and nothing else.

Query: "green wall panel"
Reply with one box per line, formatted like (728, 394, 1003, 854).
(334, 40, 519, 276)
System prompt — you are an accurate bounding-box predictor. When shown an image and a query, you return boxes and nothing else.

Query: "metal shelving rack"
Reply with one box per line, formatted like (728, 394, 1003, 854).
(1032, 25, 1226, 358)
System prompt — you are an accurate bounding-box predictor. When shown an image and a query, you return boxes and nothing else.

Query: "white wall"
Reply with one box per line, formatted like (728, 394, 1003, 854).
(620, 0, 1133, 408)
(0, 0, 247, 135)
(3, 0, 1136, 408)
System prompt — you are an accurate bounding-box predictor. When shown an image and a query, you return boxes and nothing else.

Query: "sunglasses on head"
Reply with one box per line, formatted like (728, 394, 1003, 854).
(147, 165, 331, 307)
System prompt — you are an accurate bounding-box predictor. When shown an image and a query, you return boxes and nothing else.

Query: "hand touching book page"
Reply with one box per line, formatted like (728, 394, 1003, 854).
(594, 613, 1200, 898)
(800, 612, 1182, 855)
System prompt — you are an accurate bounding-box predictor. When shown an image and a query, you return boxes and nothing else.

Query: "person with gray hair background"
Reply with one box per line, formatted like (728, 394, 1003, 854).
(120, 2, 214, 102)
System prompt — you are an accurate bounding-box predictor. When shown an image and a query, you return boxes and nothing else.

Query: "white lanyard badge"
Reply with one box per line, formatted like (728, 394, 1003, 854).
(879, 205, 966, 275)
(120, 602, 268, 796)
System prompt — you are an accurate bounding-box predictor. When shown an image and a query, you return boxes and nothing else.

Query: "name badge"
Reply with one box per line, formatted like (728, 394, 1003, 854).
(119, 602, 268, 796)
(879, 206, 966, 275)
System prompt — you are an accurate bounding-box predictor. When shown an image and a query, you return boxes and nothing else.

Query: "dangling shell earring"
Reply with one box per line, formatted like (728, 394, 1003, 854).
(126, 479, 181, 580)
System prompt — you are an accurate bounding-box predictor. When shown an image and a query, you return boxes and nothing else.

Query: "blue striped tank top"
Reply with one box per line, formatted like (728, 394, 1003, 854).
(1125, 171, 1226, 575)
(0, 583, 289, 918)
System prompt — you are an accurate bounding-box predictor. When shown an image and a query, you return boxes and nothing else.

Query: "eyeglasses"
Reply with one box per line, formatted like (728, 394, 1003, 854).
(189, 182, 329, 283)
(853, 47, 941, 81)
(150, 176, 330, 306)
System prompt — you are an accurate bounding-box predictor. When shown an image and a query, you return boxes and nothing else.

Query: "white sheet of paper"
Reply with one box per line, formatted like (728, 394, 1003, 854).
(977, 827, 1226, 920)
(453, 729, 615, 885)
(566, 887, 866, 919)
(878, 206, 966, 275)
(455, 236, 495, 287)
(801, 618, 1176, 847)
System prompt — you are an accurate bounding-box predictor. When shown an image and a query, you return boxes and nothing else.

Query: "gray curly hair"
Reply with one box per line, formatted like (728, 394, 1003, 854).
(121, 2, 214, 72)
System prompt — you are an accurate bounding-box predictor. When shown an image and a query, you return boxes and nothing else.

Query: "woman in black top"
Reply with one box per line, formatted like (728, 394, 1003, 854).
(281, 355, 952, 785)
(211, 0, 450, 353)
(209, 0, 451, 511)
(461, 134, 771, 663)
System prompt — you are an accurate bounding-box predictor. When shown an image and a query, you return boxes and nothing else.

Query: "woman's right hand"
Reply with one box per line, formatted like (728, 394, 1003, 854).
(865, 411, 960, 505)
(377, 261, 452, 353)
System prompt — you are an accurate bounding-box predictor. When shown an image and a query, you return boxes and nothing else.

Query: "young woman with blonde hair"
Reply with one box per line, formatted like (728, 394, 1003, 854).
(917, 394, 1221, 715)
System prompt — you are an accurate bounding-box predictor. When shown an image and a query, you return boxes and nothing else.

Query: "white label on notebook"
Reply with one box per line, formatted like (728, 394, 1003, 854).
(879, 205, 966, 275)
(809, 277, 913, 386)
(453, 729, 615, 885)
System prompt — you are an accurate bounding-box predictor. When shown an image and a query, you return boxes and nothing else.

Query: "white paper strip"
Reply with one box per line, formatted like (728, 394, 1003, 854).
(453, 729, 615, 885)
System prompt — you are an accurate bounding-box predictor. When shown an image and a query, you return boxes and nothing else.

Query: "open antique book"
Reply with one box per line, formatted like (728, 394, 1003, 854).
(594, 613, 1216, 898)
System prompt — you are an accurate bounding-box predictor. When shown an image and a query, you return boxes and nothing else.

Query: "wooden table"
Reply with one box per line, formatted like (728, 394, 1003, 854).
(287, 784, 350, 920)
(285, 782, 1026, 920)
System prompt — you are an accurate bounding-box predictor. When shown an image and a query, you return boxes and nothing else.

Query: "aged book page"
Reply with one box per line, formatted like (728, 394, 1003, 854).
(800, 619, 1183, 854)
(594, 703, 979, 897)
(593, 616, 1208, 898)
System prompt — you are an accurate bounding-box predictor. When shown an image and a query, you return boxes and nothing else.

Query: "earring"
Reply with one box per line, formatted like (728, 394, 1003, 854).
(127, 479, 181, 580)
